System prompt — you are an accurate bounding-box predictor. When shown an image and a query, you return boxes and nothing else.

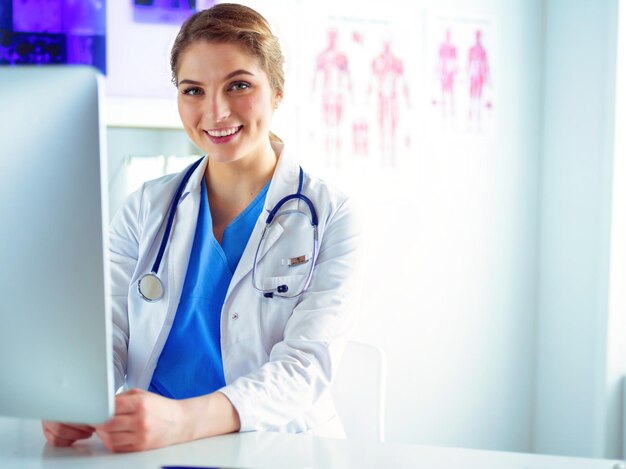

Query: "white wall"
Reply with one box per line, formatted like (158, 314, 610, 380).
(534, 0, 619, 459)
(331, 0, 544, 452)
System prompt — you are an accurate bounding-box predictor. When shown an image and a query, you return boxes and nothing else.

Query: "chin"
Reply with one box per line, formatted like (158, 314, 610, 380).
(208, 149, 246, 164)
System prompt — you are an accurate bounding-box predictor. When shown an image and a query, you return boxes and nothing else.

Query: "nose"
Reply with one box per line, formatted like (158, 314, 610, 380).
(206, 91, 230, 123)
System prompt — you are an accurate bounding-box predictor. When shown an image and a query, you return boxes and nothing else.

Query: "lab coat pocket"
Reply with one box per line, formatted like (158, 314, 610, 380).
(259, 274, 306, 292)
(259, 275, 304, 355)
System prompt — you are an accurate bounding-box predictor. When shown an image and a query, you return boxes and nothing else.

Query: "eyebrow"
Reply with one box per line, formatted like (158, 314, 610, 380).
(178, 69, 256, 86)
(225, 69, 255, 80)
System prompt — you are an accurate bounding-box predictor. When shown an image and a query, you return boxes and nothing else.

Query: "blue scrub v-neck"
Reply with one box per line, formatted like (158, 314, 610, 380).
(149, 179, 269, 399)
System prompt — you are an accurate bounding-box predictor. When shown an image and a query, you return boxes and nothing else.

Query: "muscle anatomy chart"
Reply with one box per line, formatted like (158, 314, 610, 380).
(426, 13, 495, 136)
(300, 12, 416, 170)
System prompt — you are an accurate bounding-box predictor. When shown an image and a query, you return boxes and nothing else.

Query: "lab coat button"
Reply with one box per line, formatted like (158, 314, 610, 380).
(231, 312, 239, 320)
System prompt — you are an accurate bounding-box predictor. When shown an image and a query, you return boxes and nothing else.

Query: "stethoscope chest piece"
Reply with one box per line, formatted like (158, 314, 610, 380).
(138, 273, 164, 302)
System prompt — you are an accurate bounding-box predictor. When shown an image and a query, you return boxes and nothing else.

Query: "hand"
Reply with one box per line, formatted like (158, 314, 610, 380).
(94, 388, 186, 453)
(42, 421, 95, 447)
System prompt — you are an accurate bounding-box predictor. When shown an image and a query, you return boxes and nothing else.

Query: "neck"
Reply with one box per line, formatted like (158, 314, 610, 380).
(205, 141, 279, 206)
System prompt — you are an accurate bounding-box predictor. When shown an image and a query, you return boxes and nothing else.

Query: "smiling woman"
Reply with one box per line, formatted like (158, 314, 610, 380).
(175, 41, 280, 171)
(41, 2, 362, 453)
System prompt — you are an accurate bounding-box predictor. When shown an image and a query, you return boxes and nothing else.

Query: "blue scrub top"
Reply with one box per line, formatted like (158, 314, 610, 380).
(149, 178, 270, 399)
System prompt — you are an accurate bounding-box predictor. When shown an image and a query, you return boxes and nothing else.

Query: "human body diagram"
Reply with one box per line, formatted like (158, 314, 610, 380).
(429, 24, 493, 134)
(467, 29, 490, 130)
(368, 40, 410, 166)
(310, 28, 411, 168)
(436, 29, 458, 124)
(311, 29, 353, 167)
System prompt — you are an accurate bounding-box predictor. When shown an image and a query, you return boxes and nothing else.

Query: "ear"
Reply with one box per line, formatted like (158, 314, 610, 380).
(273, 91, 283, 109)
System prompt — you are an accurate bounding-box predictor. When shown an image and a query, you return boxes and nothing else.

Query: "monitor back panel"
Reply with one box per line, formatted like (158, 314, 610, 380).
(0, 66, 113, 424)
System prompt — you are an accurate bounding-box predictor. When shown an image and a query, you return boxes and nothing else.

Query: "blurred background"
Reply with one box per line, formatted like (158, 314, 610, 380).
(1, 0, 625, 461)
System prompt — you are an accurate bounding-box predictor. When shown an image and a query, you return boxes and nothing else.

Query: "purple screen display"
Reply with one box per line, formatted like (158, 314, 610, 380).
(0, 0, 106, 74)
(133, 0, 213, 25)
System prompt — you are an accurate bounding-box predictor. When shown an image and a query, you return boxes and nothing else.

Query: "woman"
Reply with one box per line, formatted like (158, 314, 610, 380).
(43, 3, 361, 452)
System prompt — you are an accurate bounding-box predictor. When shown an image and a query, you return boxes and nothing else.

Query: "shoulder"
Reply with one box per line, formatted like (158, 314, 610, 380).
(277, 145, 356, 224)
(111, 169, 187, 236)
(140, 171, 184, 200)
(131, 170, 182, 216)
(304, 172, 349, 210)
(302, 171, 362, 239)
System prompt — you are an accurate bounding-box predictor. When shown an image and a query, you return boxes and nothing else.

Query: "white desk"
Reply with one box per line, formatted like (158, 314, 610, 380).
(0, 417, 623, 469)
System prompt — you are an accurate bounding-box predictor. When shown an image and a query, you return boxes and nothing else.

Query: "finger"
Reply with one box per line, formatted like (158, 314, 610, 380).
(63, 423, 95, 433)
(94, 414, 136, 433)
(96, 428, 136, 451)
(42, 425, 78, 447)
(110, 443, 142, 454)
(43, 421, 94, 434)
(114, 396, 135, 415)
(42, 425, 70, 446)
(114, 391, 145, 415)
(106, 430, 137, 447)
(43, 422, 93, 442)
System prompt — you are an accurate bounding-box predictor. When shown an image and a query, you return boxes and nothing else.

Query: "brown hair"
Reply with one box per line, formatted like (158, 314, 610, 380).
(171, 4, 284, 142)
(170, 3, 285, 96)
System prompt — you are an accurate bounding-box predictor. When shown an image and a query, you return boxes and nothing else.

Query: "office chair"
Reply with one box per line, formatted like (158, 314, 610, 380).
(331, 340, 387, 442)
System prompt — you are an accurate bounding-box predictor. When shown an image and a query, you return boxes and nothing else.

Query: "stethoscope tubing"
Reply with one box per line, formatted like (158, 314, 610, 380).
(150, 157, 205, 275)
(251, 214, 319, 299)
(251, 167, 319, 299)
(138, 160, 319, 303)
(137, 157, 204, 303)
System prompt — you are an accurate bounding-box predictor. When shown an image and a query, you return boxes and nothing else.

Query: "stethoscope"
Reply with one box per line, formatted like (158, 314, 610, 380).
(137, 157, 319, 302)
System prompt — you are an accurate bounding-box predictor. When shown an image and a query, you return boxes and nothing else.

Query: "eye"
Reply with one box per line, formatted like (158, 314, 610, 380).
(181, 87, 203, 96)
(228, 81, 251, 92)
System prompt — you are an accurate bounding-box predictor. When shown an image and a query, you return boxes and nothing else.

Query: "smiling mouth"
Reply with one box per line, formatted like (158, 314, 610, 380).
(205, 125, 243, 138)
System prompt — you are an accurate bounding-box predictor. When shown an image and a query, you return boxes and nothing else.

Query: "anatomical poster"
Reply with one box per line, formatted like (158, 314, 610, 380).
(425, 12, 496, 137)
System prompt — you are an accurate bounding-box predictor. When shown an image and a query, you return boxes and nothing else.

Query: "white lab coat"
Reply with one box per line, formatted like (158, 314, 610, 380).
(108, 144, 362, 437)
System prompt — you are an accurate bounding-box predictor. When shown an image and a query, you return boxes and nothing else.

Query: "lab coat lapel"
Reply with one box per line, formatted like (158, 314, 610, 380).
(225, 144, 299, 299)
(133, 157, 207, 388)
(164, 159, 207, 327)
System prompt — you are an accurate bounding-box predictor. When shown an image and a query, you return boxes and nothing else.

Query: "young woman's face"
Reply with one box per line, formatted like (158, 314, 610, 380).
(176, 41, 280, 164)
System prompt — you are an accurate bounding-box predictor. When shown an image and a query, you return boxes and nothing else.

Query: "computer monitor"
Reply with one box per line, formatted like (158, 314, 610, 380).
(0, 66, 113, 424)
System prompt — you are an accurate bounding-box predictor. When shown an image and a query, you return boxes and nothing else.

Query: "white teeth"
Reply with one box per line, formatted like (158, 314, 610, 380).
(207, 126, 240, 137)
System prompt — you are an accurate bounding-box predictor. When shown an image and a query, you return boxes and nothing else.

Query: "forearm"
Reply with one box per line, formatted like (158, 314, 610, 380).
(180, 391, 241, 441)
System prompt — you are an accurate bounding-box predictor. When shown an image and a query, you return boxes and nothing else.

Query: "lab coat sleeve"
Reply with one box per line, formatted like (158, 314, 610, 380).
(108, 186, 144, 393)
(220, 196, 362, 431)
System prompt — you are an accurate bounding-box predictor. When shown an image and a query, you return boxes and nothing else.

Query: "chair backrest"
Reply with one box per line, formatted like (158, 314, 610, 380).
(331, 340, 387, 442)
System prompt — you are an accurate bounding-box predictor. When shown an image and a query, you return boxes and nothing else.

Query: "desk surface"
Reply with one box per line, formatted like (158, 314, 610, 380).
(1, 417, 623, 469)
